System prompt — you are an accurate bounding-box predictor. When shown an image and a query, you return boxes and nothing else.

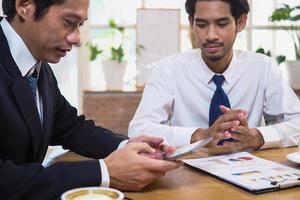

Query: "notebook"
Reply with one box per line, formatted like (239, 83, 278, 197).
(184, 152, 300, 193)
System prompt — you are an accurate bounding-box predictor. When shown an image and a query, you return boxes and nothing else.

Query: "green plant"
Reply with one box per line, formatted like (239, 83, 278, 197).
(269, 4, 300, 60)
(87, 19, 125, 63)
(256, 47, 286, 65)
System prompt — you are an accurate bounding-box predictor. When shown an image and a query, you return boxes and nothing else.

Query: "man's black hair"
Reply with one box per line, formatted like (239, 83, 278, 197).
(185, 0, 250, 22)
(2, 0, 65, 21)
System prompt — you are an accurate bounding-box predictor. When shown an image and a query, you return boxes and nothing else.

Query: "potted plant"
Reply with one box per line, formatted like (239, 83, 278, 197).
(255, 47, 286, 65)
(87, 19, 127, 90)
(269, 4, 300, 85)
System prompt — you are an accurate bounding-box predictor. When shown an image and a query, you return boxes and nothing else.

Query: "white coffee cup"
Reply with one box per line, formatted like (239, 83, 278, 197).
(61, 187, 124, 200)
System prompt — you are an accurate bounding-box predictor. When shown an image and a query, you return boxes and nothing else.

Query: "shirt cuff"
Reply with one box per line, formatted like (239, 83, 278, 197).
(257, 126, 281, 149)
(99, 159, 110, 187)
(171, 127, 199, 147)
(117, 140, 128, 149)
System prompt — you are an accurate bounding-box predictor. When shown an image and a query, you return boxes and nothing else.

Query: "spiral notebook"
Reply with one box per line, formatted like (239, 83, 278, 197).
(184, 152, 300, 193)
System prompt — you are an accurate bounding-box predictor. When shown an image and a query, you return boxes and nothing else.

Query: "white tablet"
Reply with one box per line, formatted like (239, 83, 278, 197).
(165, 137, 213, 160)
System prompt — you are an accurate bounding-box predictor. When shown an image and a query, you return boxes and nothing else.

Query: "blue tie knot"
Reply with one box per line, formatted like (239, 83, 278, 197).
(212, 75, 225, 88)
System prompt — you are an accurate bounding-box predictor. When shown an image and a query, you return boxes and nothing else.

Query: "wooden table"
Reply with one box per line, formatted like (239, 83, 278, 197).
(56, 147, 300, 200)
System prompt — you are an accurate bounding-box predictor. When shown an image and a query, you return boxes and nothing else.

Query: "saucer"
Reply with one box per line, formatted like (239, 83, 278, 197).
(287, 152, 300, 164)
(61, 187, 124, 200)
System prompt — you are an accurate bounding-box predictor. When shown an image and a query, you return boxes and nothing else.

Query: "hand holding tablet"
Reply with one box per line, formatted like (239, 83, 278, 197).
(165, 137, 213, 160)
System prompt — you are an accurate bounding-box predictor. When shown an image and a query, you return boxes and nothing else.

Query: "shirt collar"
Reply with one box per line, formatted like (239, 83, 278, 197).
(198, 50, 237, 85)
(26, 61, 42, 78)
(0, 18, 38, 77)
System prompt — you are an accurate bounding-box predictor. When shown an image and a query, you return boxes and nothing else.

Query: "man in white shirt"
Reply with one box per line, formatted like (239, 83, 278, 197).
(0, 0, 181, 199)
(129, 0, 300, 152)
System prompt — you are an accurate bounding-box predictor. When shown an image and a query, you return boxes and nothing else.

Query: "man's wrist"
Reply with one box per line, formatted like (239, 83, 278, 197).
(191, 128, 209, 143)
(252, 128, 265, 150)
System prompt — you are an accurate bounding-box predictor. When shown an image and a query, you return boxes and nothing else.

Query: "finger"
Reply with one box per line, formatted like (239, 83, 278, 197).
(218, 120, 240, 131)
(160, 144, 176, 156)
(220, 106, 245, 115)
(142, 151, 166, 160)
(231, 126, 249, 136)
(129, 143, 156, 154)
(241, 109, 247, 116)
(238, 115, 249, 127)
(220, 105, 231, 113)
(144, 136, 164, 147)
(228, 132, 243, 142)
(207, 131, 232, 146)
(219, 112, 243, 123)
(210, 131, 232, 145)
(131, 135, 164, 147)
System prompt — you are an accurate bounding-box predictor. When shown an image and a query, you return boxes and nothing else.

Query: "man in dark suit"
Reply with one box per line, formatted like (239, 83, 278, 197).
(0, 0, 181, 199)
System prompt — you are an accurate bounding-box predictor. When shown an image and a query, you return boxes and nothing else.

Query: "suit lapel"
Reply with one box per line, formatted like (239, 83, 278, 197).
(35, 63, 55, 162)
(11, 78, 44, 159)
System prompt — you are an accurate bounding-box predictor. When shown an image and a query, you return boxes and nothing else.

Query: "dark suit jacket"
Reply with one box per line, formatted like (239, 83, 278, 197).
(0, 19, 128, 199)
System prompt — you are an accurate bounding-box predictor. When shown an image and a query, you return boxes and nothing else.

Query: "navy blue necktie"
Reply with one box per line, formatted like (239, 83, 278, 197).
(27, 69, 43, 126)
(27, 75, 38, 105)
(209, 75, 233, 145)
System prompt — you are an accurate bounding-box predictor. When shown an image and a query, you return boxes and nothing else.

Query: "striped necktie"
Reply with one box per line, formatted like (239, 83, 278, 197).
(27, 75, 38, 105)
(27, 67, 43, 125)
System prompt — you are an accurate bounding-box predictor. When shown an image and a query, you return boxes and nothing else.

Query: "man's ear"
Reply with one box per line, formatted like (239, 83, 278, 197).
(188, 16, 194, 27)
(236, 14, 248, 33)
(15, 0, 34, 21)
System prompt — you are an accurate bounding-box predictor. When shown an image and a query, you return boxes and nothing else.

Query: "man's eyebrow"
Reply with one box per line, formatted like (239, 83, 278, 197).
(194, 18, 207, 23)
(216, 17, 231, 21)
(62, 12, 88, 22)
(194, 16, 231, 22)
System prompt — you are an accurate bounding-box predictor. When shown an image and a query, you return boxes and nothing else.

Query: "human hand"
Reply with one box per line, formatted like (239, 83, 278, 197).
(104, 143, 182, 191)
(222, 113, 265, 151)
(191, 105, 245, 145)
(216, 106, 247, 145)
(193, 106, 263, 155)
(191, 106, 264, 155)
(128, 135, 176, 159)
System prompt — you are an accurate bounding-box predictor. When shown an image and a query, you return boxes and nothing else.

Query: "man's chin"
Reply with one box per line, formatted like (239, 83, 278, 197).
(46, 57, 61, 64)
(206, 54, 223, 62)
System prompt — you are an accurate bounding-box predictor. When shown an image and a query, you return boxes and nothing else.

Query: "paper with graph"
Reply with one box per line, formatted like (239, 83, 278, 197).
(184, 152, 300, 193)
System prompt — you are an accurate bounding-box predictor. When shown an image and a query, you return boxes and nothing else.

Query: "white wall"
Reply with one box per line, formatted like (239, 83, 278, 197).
(0, 0, 3, 16)
(136, 9, 180, 86)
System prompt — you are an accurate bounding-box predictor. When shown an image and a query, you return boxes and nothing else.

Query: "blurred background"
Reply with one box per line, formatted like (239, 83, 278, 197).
(0, 0, 299, 112)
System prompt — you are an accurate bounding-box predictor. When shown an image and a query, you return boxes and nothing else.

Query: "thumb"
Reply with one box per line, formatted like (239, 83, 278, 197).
(220, 105, 230, 113)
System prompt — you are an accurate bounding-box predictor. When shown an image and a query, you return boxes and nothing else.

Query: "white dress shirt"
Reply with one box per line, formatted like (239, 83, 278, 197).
(0, 18, 110, 187)
(129, 49, 300, 149)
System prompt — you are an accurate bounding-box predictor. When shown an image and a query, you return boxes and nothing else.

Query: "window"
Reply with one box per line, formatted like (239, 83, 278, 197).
(250, 0, 299, 60)
(48, 0, 300, 110)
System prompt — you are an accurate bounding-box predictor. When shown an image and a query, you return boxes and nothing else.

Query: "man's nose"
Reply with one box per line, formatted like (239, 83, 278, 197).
(206, 25, 218, 41)
(66, 28, 81, 45)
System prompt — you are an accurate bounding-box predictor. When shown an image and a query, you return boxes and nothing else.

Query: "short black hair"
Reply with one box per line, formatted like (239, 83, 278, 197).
(185, 0, 250, 21)
(2, 0, 65, 21)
